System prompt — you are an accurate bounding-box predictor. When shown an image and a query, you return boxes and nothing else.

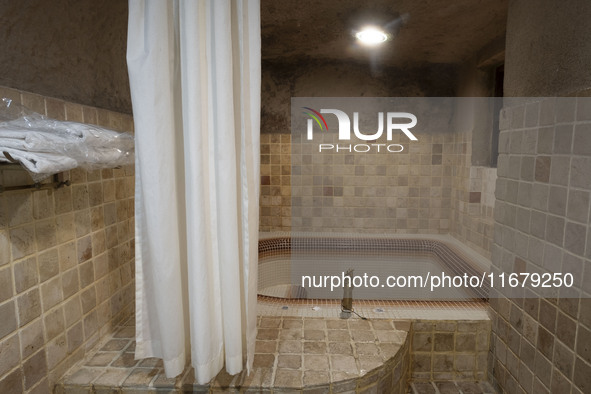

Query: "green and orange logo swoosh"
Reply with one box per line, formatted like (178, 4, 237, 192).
(302, 107, 328, 131)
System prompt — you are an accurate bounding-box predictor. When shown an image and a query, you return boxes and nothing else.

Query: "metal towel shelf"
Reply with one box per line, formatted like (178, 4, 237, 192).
(0, 162, 70, 194)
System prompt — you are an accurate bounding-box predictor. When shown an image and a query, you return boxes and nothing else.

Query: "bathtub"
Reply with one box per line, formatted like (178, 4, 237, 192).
(257, 234, 491, 318)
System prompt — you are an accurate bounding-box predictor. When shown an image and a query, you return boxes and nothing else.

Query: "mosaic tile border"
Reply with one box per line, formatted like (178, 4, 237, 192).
(258, 237, 490, 301)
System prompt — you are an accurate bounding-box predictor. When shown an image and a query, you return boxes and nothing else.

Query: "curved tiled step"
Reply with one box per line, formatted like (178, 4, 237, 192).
(194, 317, 411, 393)
(56, 316, 493, 393)
(56, 316, 411, 393)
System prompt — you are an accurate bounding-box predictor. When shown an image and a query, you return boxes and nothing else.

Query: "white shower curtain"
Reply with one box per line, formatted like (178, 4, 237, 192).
(126, 0, 260, 384)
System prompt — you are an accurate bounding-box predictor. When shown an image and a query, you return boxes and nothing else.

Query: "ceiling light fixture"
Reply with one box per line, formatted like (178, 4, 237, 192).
(355, 27, 389, 46)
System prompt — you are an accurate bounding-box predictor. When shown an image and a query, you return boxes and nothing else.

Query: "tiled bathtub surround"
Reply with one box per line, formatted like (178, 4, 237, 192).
(257, 298, 490, 321)
(489, 97, 591, 393)
(410, 320, 491, 382)
(258, 237, 489, 300)
(259, 119, 496, 258)
(0, 86, 135, 393)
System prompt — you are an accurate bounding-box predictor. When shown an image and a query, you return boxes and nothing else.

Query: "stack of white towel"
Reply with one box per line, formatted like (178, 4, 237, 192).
(0, 99, 134, 181)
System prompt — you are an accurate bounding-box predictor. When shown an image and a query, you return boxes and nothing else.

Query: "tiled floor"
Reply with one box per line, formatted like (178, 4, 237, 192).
(56, 315, 411, 393)
(251, 315, 410, 389)
(56, 315, 498, 393)
(408, 380, 497, 394)
(54, 316, 176, 393)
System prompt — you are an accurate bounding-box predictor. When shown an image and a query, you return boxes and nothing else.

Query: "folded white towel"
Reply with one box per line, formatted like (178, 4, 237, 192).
(0, 115, 134, 181)
(0, 147, 78, 175)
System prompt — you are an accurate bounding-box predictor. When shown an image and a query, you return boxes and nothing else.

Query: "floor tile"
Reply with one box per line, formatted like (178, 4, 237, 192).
(58, 315, 497, 393)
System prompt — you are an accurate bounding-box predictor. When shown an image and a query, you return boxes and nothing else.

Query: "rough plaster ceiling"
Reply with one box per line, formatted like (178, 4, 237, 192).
(0, 0, 507, 114)
(261, 0, 508, 66)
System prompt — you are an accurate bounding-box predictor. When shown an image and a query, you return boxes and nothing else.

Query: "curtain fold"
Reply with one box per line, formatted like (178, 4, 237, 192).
(126, 0, 260, 383)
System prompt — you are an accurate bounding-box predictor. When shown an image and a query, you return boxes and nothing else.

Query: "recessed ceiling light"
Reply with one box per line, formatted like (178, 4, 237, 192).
(355, 27, 389, 46)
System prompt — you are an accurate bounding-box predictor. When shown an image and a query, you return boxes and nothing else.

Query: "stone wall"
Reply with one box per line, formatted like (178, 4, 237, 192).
(489, 97, 591, 393)
(0, 86, 135, 393)
(411, 320, 491, 381)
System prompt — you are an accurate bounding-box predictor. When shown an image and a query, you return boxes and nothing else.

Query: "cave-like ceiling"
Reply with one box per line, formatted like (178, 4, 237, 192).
(0, 1, 508, 114)
(261, 0, 508, 67)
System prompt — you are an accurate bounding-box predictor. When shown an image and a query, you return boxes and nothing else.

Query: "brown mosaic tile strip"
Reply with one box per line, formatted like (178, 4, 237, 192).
(257, 296, 488, 309)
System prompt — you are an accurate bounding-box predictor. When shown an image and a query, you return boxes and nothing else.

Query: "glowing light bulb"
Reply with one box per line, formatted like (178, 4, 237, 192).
(355, 27, 389, 46)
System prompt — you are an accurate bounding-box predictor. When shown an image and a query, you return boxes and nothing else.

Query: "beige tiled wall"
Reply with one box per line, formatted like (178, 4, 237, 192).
(260, 128, 496, 261)
(260, 134, 292, 231)
(489, 97, 591, 393)
(0, 87, 135, 393)
(260, 132, 456, 234)
(449, 130, 496, 258)
(410, 320, 491, 382)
